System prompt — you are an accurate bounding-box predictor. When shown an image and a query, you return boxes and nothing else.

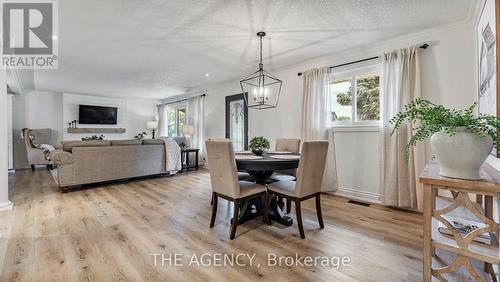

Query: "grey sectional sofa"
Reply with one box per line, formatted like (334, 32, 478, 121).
(50, 139, 168, 192)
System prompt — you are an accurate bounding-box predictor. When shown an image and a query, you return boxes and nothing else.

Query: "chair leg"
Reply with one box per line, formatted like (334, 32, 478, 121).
(295, 199, 305, 239)
(286, 198, 291, 214)
(315, 193, 324, 229)
(210, 192, 218, 228)
(31, 165, 35, 171)
(260, 193, 270, 224)
(210, 194, 213, 206)
(230, 200, 240, 240)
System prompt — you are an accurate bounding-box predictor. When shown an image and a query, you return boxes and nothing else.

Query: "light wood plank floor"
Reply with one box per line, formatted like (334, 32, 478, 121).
(0, 169, 424, 281)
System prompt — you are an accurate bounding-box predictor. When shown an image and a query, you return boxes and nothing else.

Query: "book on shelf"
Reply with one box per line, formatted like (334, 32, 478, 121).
(437, 214, 491, 245)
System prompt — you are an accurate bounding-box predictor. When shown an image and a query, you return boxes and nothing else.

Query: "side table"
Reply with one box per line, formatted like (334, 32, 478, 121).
(181, 148, 200, 172)
(419, 160, 500, 281)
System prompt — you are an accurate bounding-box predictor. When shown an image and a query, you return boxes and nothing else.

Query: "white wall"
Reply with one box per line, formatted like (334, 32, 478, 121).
(0, 68, 12, 211)
(12, 91, 158, 169)
(200, 22, 476, 202)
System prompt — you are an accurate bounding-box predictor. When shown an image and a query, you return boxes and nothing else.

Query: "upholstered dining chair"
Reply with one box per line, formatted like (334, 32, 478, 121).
(206, 140, 269, 239)
(270, 138, 301, 212)
(267, 141, 328, 239)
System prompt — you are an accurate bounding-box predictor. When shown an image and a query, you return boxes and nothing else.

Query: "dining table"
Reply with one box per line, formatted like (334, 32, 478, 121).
(234, 152, 300, 227)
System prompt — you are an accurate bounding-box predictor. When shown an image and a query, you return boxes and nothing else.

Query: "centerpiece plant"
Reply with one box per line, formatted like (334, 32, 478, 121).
(248, 136, 270, 156)
(390, 97, 499, 180)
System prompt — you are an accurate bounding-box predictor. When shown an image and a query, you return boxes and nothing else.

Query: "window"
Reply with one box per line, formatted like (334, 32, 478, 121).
(330, 64, 380, 125)
(167, 105, 187, 137)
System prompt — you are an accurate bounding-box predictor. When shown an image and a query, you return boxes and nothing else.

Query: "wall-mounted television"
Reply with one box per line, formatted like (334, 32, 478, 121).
(79, 105, 118, 125)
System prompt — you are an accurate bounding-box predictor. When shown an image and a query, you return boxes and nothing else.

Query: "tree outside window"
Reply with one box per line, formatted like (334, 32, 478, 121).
(167, 106, 187, 137)
(330, 67, 380, 124)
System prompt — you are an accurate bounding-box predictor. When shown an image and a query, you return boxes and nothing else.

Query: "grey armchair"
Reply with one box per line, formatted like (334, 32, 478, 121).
(22, 128, 53, 170)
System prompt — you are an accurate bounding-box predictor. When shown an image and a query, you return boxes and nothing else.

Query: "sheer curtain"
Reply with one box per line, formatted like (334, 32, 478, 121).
(157, 103, 169, 138)
(382, 46, 425, 209)
(301, 67, 338, 192)
(187, 94, 205, 165)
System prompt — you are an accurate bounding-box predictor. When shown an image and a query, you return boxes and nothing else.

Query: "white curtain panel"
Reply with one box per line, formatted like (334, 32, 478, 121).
(301, 67, 331, 140)
(187, 95, 206, 165)
(382, 46, 425, 209)
(157, 104, 169, 138)
(301, 67, 338, 192)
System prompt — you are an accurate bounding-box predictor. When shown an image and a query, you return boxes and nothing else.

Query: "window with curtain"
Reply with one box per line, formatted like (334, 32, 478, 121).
(330, 63, 380, 125)
(166, 104, 187, 137)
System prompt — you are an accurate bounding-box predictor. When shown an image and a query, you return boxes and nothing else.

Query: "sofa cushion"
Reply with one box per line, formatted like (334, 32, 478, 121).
(142, 139, 164, 145)
(62, 140, 111, 152)
(111, 139, 142, 146)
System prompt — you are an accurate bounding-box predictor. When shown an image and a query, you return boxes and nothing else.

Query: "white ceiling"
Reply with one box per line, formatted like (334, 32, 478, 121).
(33, 0, 475, 99)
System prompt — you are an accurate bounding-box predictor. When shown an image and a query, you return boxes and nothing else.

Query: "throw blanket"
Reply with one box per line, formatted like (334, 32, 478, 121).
(41, 144, 56, 160)
(159, 137, 182, 173)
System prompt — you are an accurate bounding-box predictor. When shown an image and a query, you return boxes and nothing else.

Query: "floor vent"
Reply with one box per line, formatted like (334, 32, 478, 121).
(348, 200, 371, 207)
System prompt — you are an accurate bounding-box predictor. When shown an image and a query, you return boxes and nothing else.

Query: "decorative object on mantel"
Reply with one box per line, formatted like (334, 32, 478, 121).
(68, 120, 78, 129)
(239, 31, 282, 109)
(67, 128, 126, 134)
(390, 98, 499, 180)
(248, 136, 270, 156)
(81, 135, 105, 141)
(134, 131, 147, 140)
(147, 120, 158, 139)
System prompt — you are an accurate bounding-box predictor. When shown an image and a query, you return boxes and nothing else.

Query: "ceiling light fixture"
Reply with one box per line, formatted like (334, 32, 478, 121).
(205, 73, 210, 77)
(240, 31, 282, 109)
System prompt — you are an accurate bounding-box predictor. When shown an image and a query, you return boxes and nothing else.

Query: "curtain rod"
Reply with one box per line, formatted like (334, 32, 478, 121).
(157, 93, 206, 107)
(297, 43, 430, 76)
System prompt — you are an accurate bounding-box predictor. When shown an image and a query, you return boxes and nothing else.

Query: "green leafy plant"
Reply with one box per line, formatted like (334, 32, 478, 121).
(248, 136, 270, 150)
(81, 135, 105, 141)
(134, 131, 147, 140)
(390, 98, 500, 160)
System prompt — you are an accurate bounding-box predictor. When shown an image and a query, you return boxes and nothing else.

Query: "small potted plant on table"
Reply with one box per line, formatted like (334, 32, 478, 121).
(391, 98, 499, 180)
(248, 136, 270, 156)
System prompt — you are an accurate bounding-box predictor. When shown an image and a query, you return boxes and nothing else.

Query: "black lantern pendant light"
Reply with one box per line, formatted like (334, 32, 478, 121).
(240, 32, 282, 109)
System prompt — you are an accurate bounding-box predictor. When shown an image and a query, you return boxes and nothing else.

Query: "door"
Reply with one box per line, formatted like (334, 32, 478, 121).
(225, 94, 248, 151)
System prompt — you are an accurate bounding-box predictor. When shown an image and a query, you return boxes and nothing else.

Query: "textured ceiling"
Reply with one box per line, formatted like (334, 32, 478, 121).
(33, 0, 475, 99)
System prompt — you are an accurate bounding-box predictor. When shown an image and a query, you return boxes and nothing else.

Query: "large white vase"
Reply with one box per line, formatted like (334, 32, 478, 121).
(430, 127, 493, 180)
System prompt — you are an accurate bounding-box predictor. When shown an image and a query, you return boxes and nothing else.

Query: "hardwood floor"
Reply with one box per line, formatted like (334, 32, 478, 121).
(0, 169, 424, 281)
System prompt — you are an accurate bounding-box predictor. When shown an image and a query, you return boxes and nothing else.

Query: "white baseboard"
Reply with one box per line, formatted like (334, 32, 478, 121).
(0, 201, 13, 212)
(332, 186, 381, 204)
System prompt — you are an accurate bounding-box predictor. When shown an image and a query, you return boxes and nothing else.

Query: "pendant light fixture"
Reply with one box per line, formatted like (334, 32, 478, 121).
(240, 31, 282, 109)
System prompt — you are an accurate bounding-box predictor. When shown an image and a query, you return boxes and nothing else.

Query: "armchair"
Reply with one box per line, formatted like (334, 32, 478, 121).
(21, 128, 53, 170)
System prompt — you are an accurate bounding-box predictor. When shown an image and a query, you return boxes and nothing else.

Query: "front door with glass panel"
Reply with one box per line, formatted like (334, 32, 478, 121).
(225, 94, 248, 151)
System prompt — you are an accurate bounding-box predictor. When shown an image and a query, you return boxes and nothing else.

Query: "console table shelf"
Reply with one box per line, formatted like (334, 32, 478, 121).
(420, 161, 500, 281)
(67, 128, 126, 134)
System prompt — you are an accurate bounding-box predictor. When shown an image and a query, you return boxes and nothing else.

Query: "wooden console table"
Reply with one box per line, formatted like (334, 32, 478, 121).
(420, 161, 500, 281)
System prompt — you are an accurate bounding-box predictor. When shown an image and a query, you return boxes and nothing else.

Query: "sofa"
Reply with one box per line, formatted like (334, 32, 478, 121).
(50, 139, 169, 192)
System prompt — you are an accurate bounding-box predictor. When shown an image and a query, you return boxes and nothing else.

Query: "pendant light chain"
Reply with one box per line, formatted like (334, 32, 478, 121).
(259, 34, 263, 70)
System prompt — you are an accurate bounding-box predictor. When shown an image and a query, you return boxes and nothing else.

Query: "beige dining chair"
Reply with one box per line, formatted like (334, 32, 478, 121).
(267, 141, 328, 239)
(206, 140, 269, 239)
(270, 138, 301, 212)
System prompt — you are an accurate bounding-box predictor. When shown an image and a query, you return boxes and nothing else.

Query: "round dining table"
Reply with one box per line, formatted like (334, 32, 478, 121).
(235, 153, 300, 227)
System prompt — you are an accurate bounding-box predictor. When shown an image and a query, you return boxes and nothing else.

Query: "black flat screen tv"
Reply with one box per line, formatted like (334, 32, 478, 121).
(79, 105, 118, 125)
